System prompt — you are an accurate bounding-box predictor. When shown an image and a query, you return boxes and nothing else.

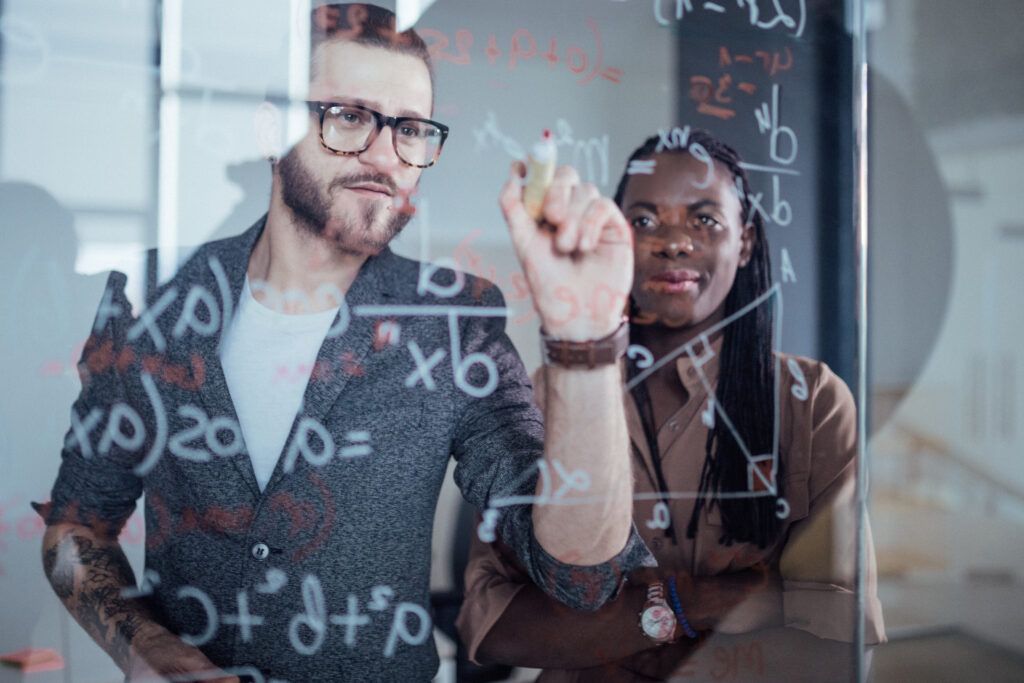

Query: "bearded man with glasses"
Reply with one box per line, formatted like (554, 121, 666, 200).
(38, 3, 651, 681)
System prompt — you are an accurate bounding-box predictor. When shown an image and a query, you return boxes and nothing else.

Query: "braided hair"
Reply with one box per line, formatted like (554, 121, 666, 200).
(615, 130, 781, 548)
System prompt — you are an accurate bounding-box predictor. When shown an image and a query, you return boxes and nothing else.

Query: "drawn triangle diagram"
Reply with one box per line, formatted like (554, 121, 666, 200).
(484, 284, 784, 511)
(627, 283, 784, 500)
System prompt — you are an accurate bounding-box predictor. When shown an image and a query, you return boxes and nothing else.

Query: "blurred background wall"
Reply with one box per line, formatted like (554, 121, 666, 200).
(866, 0, 1024, 680)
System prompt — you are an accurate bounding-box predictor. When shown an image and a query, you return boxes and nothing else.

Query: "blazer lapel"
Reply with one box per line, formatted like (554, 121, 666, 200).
(260, 247, 398, 494)
(188, 218, 267, 499)
(179, 217, 400, 499)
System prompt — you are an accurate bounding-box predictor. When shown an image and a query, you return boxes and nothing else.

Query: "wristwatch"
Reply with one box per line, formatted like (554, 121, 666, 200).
(638, 581, 677, 644)
(541, 317, 630, 369)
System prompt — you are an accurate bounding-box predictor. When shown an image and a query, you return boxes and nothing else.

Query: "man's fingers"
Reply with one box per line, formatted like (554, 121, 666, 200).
(598, 203, 633, 247)
(501, 161, 627, 257)
(499, 162, 536, 252)
(578, 197, 618, 252)
(554, 183, 599, 253)
(542, 165, 581, 227)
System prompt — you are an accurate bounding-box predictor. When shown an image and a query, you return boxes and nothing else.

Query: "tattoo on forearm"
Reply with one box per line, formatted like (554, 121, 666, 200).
(43, 542, 75, 600)
(43, 531, 150, 668)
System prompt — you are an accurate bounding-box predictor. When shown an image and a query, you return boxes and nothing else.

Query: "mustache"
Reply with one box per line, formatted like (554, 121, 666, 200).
(328, 172, 399, 195)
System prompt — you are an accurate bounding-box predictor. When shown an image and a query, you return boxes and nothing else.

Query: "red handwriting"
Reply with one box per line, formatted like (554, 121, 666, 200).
(36, 337, 88, 378)
(452, 229, 630, 329)
(313, 3, 413, 47)
(373, 319, 401, 351)
(690, 74, 743, 121)
(451, 230, 533, 324)
(14, 481, 337, 571)
(711, 642, 765, 680)
(719, 45, 793, 77)
(750, 459, 775, 492)
(654, 0, 807, 39)
(420, 19, 623, 86)
(394, 187, 420, 217)
(80, 337, 207, 392)
(145, 471, 336, 562)
(662, 642, 765, 680)
(689, 45, 795, 121)
(0, 497, 68, 575)
(273, 351, 364, 385)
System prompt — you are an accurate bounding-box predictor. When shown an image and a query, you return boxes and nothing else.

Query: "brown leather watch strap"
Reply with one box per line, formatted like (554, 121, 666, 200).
(541, 318, 629, 369)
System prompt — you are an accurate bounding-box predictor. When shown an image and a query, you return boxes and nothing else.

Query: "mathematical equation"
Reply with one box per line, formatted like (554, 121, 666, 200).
(420, 18, 623, 86)
(473, 111, 611, 186)
(121, 571, 431, 661)
(64, 370, 373, 477)
(78, 251, 517, 401)
(689, 45, 794, 121)
(477, 456, 593, 541)
(468, 308, 817, 541)
(1, 472, 340, 574)
(652, 0, 807, 38)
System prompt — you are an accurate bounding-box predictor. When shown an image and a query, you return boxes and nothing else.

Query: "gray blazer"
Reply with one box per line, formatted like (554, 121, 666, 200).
(43, 217, 652, 681)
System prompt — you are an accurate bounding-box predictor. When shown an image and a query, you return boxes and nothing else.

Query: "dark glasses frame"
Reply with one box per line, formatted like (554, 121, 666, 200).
(306, 101, 450, 169)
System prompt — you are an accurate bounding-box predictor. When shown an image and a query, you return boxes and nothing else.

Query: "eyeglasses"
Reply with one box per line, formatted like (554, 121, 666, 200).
(306, 101, 449, 169)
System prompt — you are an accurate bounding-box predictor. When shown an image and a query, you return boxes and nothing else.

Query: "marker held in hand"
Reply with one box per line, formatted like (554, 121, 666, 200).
(522, 129, 557, 221)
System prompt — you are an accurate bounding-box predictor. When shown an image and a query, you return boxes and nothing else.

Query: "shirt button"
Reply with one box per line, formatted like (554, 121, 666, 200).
(652, 538, 663, 550)
(251, 542, 270, 560)
(668, 419, 680, 431)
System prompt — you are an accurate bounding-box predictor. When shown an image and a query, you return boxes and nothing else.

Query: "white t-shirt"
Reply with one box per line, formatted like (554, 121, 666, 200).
(220, 276, 340, 491)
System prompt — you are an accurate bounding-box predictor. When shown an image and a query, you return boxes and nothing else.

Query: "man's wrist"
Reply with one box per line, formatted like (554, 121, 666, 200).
(130, 620, 172, 651)
(540, 317, 622, 342)
(541, 318, 629, 368)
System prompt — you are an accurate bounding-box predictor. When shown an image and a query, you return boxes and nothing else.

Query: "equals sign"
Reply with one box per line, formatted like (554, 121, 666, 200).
(627, 159, 656, 175)
(339, 431, 372, 459)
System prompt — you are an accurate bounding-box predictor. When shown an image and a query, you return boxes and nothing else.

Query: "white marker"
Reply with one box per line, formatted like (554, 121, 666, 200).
(522, 129, 557, 221)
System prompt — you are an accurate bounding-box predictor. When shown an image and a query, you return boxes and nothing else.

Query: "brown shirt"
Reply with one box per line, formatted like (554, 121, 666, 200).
(456, 343, 885, 679)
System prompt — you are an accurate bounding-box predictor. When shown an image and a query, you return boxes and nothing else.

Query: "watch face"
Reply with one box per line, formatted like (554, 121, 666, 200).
(641, 604, 675, 640)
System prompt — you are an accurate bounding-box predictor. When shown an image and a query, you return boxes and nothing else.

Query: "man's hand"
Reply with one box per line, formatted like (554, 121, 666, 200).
(127, 623, 239, 683)
(500, 163, 632, 341)
(41, 524, 239, 683)
(499, 163, 635, 574)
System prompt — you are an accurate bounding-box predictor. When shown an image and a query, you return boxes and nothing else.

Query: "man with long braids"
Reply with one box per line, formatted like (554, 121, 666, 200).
(457, 130, 886, 681)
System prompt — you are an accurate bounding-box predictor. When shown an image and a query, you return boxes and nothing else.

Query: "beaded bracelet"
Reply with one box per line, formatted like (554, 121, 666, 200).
(667, 576, 699, 639)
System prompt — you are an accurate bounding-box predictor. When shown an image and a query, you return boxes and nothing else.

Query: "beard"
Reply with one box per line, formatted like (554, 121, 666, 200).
(277, 147, 413, 255)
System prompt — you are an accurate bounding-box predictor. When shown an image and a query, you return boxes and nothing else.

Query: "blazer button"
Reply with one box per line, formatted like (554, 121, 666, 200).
(251, 542, 270, 560)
